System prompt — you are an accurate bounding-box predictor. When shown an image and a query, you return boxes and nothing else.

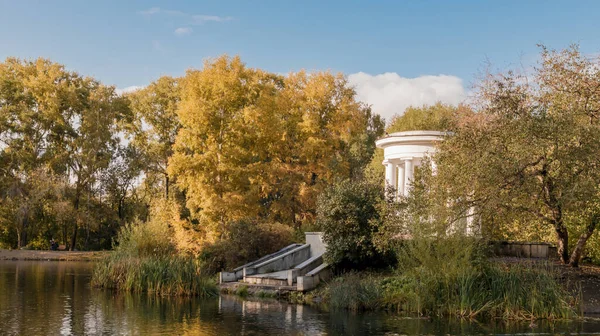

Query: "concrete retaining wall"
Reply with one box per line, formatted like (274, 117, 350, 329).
(491, 241, 553, 258)
(305, 232, 326, 258)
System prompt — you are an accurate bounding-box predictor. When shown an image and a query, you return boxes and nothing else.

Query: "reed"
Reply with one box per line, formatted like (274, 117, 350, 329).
(91, 219, 217, 297)
(325, 236, 579, 320)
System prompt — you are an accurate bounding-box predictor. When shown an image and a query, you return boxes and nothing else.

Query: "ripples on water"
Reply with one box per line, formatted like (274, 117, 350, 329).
(1, 260, 600, 335)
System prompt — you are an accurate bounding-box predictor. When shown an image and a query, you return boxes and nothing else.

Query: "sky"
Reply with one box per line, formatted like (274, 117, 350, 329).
(1, 0, 599, 121)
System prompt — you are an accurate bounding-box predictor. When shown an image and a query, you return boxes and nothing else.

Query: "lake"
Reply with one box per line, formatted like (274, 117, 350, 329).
(1, 260, 600, 335)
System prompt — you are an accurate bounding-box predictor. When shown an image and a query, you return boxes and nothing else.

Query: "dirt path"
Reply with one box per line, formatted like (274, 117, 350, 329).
(0, 249, 108, 261)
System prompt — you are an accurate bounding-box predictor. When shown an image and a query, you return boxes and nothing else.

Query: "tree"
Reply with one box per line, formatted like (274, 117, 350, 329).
(0, 58, 81, 247)
(316, 177, 393, 269)
(434, 46, 600, 267)
(169, 56, 383, 240)
(387, 102, 458, 133)
(61, 81, 129, 250)
(0, 57, 130, 250)
(128, 76, 180, 199)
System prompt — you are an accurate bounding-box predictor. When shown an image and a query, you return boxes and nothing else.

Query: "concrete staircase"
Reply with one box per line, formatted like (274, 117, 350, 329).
(219, 232, 331, 291)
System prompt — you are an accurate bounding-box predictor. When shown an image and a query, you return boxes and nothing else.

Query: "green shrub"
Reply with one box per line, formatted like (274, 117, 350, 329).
(317, 178, 395, 270)
(112, 217, 176, 258)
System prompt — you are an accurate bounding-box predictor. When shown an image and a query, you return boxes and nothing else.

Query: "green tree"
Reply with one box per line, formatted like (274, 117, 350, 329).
(0, 58, 130, 250)
(316, 177, 393, 269)
(433, 46, 600, 266)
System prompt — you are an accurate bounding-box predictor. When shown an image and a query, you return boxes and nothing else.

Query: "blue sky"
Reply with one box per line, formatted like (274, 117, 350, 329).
(1, 0, 599, 120)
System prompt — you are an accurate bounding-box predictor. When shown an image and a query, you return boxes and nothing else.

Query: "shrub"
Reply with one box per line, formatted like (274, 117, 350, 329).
(316, 178, 394, 270)
(379, 262, 577, 319)
(199, 219, 295, 274)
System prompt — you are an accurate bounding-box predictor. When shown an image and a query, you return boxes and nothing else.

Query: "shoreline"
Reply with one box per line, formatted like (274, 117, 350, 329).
(0, 249, 109, 261)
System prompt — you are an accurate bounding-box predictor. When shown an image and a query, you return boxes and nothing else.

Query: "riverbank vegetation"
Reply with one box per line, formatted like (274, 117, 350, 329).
(314, 173, 580, 319)
(298, 234, 579, 319)
(2, 46, 600, 313)
(309, 261, 578, 319)
(91, 203, 217, 297)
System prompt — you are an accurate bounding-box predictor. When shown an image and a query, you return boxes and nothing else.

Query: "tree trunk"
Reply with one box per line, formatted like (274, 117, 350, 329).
(70, 221, 78, 251)
(555, 225, 569, 264)
(165, 175, 169, 200)
(16, 230, 22, 249)
(18, 205, 29, 248)
(70, 190, 80, 251)
(569, 216, 599, 267)
(118, 197, 124, 220)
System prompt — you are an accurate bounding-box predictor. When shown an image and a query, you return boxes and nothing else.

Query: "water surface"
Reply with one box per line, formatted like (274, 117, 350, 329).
(1, 260, 600, 335)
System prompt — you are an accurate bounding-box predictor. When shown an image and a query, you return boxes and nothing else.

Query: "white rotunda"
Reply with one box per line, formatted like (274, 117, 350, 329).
(375, 130, 446, 198)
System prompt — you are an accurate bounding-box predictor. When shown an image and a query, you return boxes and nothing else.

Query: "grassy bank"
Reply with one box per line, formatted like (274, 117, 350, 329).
(92, 254, 217, 297)
(291, 234, 580, 320)
(91, 216, 217, 297)
(0, 249, 109, 261)
(291, 262, 579, 320)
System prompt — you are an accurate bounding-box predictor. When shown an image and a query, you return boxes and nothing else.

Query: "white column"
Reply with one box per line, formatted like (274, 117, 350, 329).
(403, 159, 413, 196)
(383, 159, 398, 196)
(384, 159, 393, 188)
(397, 164, 405, 198)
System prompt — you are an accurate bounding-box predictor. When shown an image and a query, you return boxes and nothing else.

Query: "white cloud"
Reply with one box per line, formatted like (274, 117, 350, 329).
(192, 15, 233, 23)
(348, 72, 466, 122)
(139, 7, 232, 25)
(139, 7, 161, 15)
(115, 86, 143, 95)
(174, 27, 193, 36)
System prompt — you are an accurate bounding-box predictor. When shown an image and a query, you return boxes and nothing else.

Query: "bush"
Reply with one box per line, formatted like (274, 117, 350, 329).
(317, 178, 394, 270)
(199, 219, 295, 274)
(112, 218, 176, 258)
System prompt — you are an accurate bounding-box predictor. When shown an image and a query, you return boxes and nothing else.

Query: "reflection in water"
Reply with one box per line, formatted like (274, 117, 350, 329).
(1, 260, 600, 335)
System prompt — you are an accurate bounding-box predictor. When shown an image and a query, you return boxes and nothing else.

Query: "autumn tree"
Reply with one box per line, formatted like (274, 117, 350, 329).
(0, 58, 81, 247)
(128, 76, 180, 199)
(0, 57, 130, 250)
(169, 56, 382, 240)
(434, 46, 600, 266)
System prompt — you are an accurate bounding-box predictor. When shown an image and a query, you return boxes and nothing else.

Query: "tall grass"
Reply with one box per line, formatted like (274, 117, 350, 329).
(91, 217, 217, 297)
(378, 262, 577, 319)
(325, 236, 579, 320)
